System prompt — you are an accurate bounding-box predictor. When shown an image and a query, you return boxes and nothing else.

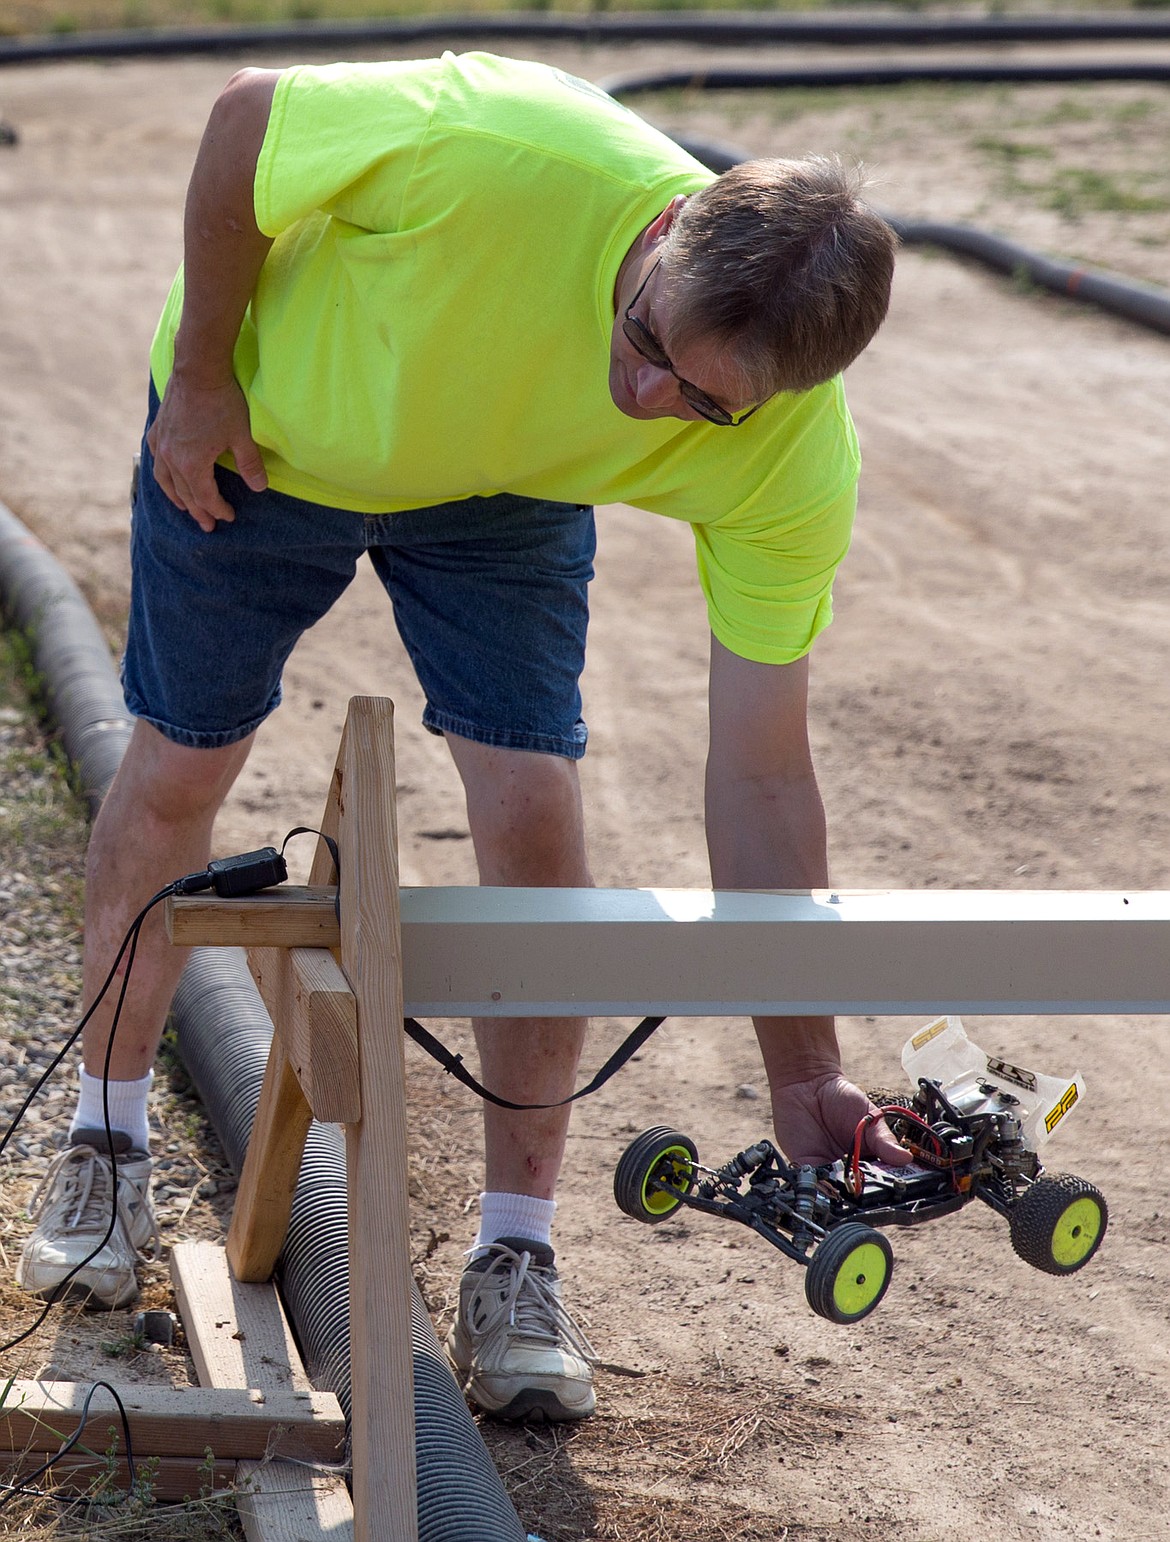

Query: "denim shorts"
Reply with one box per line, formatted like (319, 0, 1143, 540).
(122, 391, 596, 757)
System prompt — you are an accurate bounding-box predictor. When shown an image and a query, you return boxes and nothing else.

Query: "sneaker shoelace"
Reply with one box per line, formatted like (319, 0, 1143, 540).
(28, 1146, 162, 1262)
(471, 1245, 598, 1364)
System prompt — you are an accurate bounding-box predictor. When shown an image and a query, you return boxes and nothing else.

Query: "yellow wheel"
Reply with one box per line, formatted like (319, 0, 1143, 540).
(805, 1224, 893, 1324)
(1010, 1174, 1107, 1275)
(614, 1127, 698, 1224)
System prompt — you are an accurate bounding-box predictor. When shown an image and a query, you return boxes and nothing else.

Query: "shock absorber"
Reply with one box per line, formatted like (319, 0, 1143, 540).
(791, 1164, 820, 1242)
(716, 1141, 779, 1184)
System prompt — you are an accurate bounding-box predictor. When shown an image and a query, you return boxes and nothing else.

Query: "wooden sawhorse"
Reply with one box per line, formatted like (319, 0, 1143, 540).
(168, 696, 417, 1542)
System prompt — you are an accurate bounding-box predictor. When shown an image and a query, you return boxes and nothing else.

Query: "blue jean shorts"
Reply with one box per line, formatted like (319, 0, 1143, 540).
(122, 390, 596, 757)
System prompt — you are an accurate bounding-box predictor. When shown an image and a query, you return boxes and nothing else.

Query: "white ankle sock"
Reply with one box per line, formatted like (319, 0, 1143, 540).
(71, 1068, 153, 1154)
(474, 1191, 557, 1255)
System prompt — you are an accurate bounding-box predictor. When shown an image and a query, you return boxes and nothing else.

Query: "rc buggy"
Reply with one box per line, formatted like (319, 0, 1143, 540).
(614, 1016, 1107, 1324)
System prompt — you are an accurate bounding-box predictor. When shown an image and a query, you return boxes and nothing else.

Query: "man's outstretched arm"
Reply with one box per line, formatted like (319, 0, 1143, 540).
(147, 68, 280, 530)
(704, 635, 909, 1166)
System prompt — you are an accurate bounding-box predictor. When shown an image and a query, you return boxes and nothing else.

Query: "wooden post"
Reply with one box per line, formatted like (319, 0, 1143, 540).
(225, 1035, 314, 1283)
(169, 698, 419, 1541)
(334, 697, 418, 1542)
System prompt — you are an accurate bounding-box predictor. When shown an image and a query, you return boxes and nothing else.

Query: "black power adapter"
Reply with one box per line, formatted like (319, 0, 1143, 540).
(175, 847, 289, 897)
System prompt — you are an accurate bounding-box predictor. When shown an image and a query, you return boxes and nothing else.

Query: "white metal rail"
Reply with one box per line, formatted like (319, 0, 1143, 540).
(399, 886, 1170, 1017)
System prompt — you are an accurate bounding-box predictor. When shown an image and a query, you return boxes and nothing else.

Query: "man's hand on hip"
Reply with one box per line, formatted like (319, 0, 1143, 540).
(146, 374, 268, 533)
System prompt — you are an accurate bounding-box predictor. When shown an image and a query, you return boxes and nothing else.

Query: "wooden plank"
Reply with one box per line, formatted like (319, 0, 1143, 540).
(337, 698, 417, 1542)
(170, 1241, 313, 1395)
(0, 1381, 344, 1464)
(247, 946, 360, 1124)
(170, 1242, 355, 1542)
(167, 887, 340, 948)
(0, 1450, 236, 1501)
(226, 1034, 314, 1284)
(170, 884, 1170, 1016)
(235, 1466, 354, 1540)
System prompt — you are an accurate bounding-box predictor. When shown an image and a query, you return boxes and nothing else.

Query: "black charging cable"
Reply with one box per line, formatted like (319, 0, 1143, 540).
(0, 1380, 137, 1512)
(0, 839, 331, 1514)
(0, 845, 294, 1355)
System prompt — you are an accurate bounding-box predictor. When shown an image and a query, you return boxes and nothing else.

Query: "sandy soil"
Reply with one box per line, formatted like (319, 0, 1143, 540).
(3, 32, 1170, 1541)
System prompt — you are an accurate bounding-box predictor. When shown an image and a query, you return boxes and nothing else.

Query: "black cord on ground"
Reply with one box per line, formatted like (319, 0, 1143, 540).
(0, 885, 178, 1167)
(0, 840, 300, 1355)
(0, 887, 174, 1355)
(0, 1380, 137, 1511)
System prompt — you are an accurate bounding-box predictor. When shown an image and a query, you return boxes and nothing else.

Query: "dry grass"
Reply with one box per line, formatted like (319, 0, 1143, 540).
(477, 1372, 859, 1541)
(0, 1478, 245, 1541)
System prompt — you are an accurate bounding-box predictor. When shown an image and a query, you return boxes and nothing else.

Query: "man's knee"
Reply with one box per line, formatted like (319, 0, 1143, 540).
(447, 739, 590, 887)
(109, 720, 253, 825)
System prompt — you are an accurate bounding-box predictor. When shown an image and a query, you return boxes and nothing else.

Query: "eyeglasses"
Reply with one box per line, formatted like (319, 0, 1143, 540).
(622, 259, 760, 428)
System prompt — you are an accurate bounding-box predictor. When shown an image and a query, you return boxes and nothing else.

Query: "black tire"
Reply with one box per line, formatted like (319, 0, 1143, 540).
(804, 1223, 893, 1324)
(866, 1088, 915, 1109)
(614, 1127, 698, 1224)
(1009, 1173, 1108, 1275)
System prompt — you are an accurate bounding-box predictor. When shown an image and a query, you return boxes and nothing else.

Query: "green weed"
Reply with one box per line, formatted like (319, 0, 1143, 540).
(974, 136, 1052, 163)
(1047, 167, 1170, 218)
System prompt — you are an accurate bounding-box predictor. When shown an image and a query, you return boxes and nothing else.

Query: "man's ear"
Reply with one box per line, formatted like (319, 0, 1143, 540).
(643, 193, 689, 247)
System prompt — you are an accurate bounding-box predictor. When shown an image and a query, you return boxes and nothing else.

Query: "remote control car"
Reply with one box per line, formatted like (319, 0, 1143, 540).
(614, 1016, 1107, 1324)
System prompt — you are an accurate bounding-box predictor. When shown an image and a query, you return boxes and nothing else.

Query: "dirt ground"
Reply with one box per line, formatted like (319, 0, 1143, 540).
(3, 28, 1170, 1542)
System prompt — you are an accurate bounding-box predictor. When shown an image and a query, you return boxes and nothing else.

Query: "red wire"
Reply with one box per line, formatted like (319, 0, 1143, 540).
(848, 1105, 947, 1195)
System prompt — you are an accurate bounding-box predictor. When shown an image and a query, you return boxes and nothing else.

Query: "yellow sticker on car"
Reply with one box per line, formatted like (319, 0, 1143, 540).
(1044, 1081, 1080, 1134)
(910, 1017, 949, 1052)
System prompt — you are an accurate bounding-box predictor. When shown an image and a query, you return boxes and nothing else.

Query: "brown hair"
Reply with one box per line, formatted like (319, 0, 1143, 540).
(659, 155, 898, 397)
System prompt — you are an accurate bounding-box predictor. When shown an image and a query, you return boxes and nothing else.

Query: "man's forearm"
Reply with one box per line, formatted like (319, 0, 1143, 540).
(705, 761, 842, 1081)
(704, 639, 842, 1083)
(704, 761, 828, 892)
(172, 68, 279, 385)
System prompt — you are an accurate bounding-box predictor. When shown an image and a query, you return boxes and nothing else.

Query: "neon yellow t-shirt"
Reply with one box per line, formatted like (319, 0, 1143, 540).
(150, 52, 860, 664)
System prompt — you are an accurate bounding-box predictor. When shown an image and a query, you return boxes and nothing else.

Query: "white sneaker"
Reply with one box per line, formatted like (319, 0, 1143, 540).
(16, 1129, 161, 1310)
(445, 1237, 597, 1422)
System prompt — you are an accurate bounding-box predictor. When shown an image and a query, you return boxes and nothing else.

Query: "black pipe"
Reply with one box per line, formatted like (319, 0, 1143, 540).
(601, 60, 1170, 94)
(0, 495, 532, 1542)
(7, 11, 1170, 67)
(888, 217, 1170, 337)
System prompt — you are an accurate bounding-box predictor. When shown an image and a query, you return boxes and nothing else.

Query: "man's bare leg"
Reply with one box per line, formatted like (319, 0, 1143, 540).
(81, 719, 255, 1080)
(442, 737, 598, 1420)
(17, 719, 253, 1307)
(446, 737, 592, 1194)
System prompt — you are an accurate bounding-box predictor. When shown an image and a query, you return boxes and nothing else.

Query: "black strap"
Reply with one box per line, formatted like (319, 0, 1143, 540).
(293, 818, 661, 1110)
(281, 826, 342, 918)
(402, 1013, 667, 1111)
